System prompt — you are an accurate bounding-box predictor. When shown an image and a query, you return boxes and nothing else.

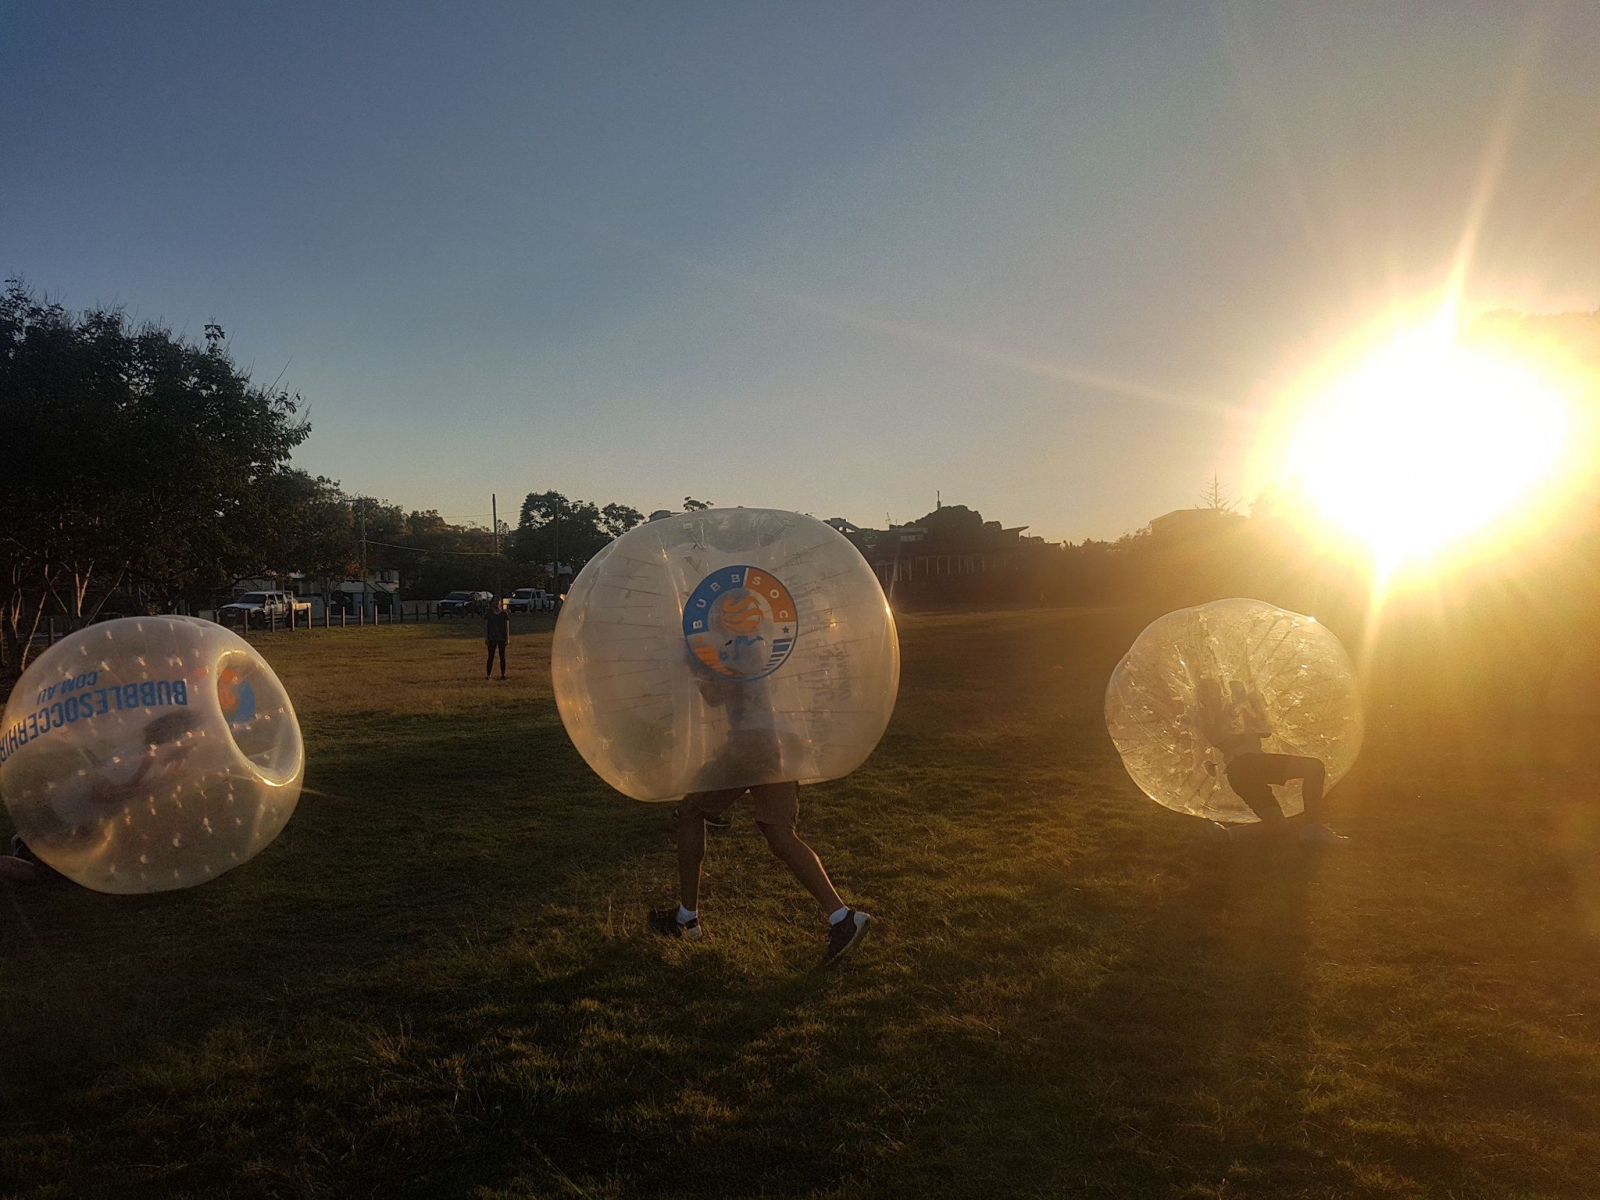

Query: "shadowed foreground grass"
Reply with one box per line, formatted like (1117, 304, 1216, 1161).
(3, 609, 1600, 1198)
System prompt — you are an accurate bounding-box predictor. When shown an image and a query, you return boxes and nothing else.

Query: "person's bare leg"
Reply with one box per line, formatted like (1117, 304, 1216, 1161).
(678, 813, 708, 912)
(759, 821, 844, 914)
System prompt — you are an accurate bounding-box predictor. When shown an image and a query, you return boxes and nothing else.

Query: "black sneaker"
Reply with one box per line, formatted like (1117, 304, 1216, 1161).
(648, 906, 704, 942)
(820, 909, 871, 966)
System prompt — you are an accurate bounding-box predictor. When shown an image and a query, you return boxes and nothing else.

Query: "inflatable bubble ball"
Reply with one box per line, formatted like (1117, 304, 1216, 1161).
(553, 508, 900, 801)
(1104, 598, 1363, 823)
(1, 616, 304, 893)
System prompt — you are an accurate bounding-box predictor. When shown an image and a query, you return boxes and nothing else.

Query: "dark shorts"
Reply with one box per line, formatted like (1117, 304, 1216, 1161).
(1225, 753, 1317, 822)
(680, 782, 799, 828)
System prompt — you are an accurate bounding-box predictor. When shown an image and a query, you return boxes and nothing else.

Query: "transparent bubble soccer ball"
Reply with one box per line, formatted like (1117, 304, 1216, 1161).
(0, 616, 304, 893)
(552, 508, 900, 801)
(1104, 598, 1363, 823)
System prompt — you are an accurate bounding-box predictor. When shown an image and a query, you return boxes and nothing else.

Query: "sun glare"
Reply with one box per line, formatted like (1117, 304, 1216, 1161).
(1283, 317, 1573, 576)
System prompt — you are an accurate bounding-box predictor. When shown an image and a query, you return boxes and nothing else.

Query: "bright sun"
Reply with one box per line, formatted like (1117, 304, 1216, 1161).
(1283, 317, 1572, 575)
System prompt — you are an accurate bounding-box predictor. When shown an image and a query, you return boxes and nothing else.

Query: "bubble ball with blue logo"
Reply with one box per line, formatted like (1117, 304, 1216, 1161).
(1104, 597, 1364, 823)
(552, 508, 900, 801)
(0, 616, 304, 893)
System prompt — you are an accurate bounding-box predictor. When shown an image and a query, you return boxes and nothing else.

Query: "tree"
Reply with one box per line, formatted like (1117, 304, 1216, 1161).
(510, 491, 644, 580)
(600, 502, 644, 539)
(0, 282, 310, 673)
(237, 469, 359, 589)
(384, 507, 504, 598)
(913, 503, 985, 541)
(1198, 473, 1235, 512)
(682, 496, 712, 511)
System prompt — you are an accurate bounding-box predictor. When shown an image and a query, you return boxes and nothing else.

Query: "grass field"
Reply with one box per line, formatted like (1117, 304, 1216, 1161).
(3, 608, 1600, 1199)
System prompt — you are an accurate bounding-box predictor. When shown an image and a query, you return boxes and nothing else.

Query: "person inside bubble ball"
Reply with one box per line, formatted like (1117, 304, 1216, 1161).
(649, 672, 873, 967)
(1, 708, 203, 883)
(1194, 676, 1347, 846)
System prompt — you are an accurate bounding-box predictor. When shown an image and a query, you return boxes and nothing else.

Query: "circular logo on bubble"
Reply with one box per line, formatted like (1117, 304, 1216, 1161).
(218, 665, 258, 725)
(682, 566, 798, 681)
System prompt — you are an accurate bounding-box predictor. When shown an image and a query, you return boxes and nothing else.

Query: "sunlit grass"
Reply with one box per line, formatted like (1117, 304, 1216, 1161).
(3, 612, 1600, 1197)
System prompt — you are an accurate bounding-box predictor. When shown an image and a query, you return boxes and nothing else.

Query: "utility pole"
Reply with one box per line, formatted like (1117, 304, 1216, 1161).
(491, 493, 502, 600)
(359, 504, 369, 620)
(552, 497, 561, 595)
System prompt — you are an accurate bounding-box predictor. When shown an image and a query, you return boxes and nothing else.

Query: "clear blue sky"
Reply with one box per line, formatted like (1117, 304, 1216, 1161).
(4, 2, 1597, 540)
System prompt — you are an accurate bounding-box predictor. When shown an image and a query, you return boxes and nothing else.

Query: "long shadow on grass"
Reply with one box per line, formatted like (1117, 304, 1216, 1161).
(5, 912, 888, 1198)
(0, 708, 639, 1103)
(870, 841, 1330, 1199)
(0, 701, 910, 1198)
(300, 942, 887, 1199)
(1069, 843, 1326, 1194)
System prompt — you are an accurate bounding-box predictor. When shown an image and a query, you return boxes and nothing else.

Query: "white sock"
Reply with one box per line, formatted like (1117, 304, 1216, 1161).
(677, 904, 697, 924)
(829, 906, 850, 926)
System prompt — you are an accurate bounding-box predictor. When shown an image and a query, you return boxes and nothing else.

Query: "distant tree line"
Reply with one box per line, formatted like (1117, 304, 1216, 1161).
(509, 491, 643, 580)
(7, 274, 1595, 723)
(0, 283, 698, 674)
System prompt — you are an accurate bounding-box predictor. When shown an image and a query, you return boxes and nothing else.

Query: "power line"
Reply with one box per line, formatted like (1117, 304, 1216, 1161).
(363, 538, 505, 558)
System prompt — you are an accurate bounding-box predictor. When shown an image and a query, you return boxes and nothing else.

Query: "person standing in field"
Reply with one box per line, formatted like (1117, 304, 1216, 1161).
(485, 598, 510, 680)
(649, 674, 872, 967)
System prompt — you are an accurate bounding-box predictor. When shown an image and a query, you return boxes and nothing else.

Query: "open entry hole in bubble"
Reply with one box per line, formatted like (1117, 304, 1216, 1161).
(216, 651, 301, 786)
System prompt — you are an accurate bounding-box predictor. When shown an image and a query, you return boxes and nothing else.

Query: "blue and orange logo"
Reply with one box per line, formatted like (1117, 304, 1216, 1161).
(218, 665, 258, 725)
(682, 566, 798, 681)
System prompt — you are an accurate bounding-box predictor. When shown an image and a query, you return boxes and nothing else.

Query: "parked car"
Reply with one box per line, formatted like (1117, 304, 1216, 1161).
(507, 587, 552, 613)
(218, 591, 311, 626)
(437, 590, 495, 617)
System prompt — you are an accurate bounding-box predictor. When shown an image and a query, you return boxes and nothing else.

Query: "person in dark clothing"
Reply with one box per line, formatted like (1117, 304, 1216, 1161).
(1195, 676, 1346, 845)
(485, 599, 510, 679)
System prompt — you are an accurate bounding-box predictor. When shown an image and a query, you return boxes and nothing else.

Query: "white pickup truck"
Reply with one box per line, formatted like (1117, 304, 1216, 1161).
(507, 587, 552, 613)
(218, 590, 312, 626)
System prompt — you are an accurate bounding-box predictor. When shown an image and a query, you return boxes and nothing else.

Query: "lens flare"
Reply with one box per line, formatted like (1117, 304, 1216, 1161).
(1283, 316, 1572, 576)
